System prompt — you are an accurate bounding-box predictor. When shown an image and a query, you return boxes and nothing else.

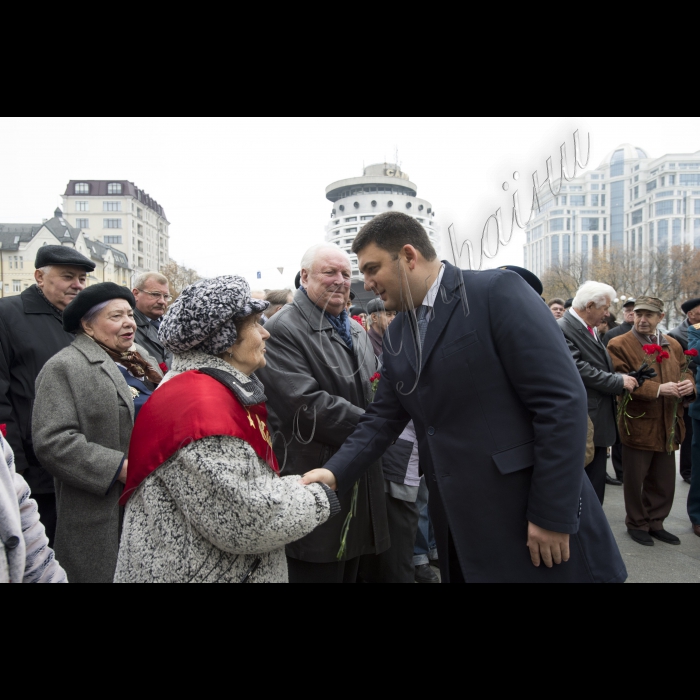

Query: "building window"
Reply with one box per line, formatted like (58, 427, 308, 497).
(103, 202, 122, 212)
(647, 180, 658, 193)
(673, 219, 682, 247)
(345, 217, 357, 223)
(695, 220, 700, 249)
(104, 236, 122, 245)
(107, 183, 123, 195)
(570, 196, 585, 206)
(658, 220, 669, 251)
(345, 228, 358, 234)
(138, 241, 144, 253)
(634, 186, 640, 200)
(582, 218, 599, 231)
(13, 281, 21, 293)
(669, 175, 676, 185)
(76, 219, 90, 229)
(559, 196, 567, 206)
(360, 216, 375, 221)
(591, 184, 600, 191)
(681, 175, 700, 186)
(632, 209, 643, 226)
(75, 183, 89, 195)
(610, 149, 625, 177)
(550, 218, 565, 232)
(104, 219, 122, 229)
(656, 201, 674, 217)
(591, 195, 600, 206)
(695, 200, 700, 216)
(76, 201, 89, 212)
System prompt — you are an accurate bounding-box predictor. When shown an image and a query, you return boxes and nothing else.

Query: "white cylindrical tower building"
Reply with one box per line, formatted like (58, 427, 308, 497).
(325, 163, 440, 278)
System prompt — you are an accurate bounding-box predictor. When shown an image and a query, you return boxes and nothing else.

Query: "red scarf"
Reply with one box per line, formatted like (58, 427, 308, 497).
(120, 370, 279, 507)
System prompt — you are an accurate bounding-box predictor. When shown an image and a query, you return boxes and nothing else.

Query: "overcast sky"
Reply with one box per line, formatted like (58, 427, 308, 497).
(2, 117, 699, 290)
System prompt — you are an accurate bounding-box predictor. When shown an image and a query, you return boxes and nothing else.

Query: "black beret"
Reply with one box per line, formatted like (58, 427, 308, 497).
(350, 291, 356, 301)
(36, 245, 96, 272)
(565, 299, 574, 309)
(622, 298, 636, 309)
(349, 306, 365, 317)
(295, 272, 302, 290)
(366, 299, 386, 315)
(63, 283, 135, 333)
(682, 298, 700, 315)
(499, 265, 544, 297)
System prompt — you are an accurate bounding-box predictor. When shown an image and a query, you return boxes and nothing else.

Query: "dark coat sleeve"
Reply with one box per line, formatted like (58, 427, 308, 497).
(564, 337, 625, 396)
(259, 318, 365, 448)
(0, 315, 27, 473)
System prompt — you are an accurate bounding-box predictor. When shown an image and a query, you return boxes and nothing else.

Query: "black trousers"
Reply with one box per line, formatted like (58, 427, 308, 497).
(286, 556, 361, 584)
(587, 447, 608, 506)
(358, 494, 420, 584)
(680, 412, 694, 481)
(611, 444, 624, 481)
(33, 493, 57, 550)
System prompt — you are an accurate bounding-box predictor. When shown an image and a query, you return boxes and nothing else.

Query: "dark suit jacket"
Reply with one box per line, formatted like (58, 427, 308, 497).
(558, 312, 624, 448)
(134, 309, 173, 370)
(0, 286, 75, 494)
(602, 322, 633, 348)
(321, 263, 627, 583)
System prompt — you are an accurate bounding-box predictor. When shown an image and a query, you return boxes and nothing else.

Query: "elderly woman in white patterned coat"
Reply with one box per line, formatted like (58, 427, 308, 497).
(114, 276, 340, 584)
(0, 430, 66, 583)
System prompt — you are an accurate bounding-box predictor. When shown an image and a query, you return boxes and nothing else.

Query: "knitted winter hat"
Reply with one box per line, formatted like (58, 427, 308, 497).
(159, 276, 269, 356)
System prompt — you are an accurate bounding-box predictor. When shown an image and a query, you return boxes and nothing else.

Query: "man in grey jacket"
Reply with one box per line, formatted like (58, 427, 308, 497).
(559, 282, 638, 505)
(132, 272, 174, 371)
(257, 244, 389, 584)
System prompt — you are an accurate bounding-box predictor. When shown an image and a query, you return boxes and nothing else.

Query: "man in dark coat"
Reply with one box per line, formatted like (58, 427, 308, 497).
(604, 298, 636, 481)
(668, 297, 700, 484)
(132, 272, 174, 371)
(559, 284, 637, 503)
(0, 246, 95, 545)
(302, 212, 627, 584)
(257, 244, 389, 584)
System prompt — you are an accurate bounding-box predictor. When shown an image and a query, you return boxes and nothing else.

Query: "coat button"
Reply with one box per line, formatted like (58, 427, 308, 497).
(5, 536, 20, 551)
(428, 427, 436, 436)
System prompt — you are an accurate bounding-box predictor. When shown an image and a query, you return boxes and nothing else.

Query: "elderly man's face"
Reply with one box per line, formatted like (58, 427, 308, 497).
(372, 310, 397, 335)
(302, 250, 352, 317)
(35, 266, 88, 310)
(623, 307, 636, 324)
(635, 310, 664, 336)
(133, 279, 171, 320)
(688, 306, 700, 325)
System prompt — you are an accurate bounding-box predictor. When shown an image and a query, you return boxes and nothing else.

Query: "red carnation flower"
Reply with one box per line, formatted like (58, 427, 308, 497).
(656, 351, 670, 364)
(643, 345, 659, 356)
(370, 373, 381, 383)
(159, 363, 169, 374)
(0, 424, 6, 438)
(685, 349, 699, 358)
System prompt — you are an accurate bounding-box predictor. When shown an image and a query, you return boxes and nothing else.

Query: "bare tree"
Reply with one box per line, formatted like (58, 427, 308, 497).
(160, 260, 203, 301)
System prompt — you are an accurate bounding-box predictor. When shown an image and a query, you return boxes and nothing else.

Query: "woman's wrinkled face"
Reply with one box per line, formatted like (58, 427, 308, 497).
(227, 315, 270, 376)
(82, 300, 137, 353)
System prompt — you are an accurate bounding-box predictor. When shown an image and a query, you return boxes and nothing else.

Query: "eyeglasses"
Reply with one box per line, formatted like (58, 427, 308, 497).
(138, 290, 173, 303)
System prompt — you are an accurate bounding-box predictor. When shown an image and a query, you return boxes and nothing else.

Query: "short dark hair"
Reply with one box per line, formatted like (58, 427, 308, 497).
(265, 289, 292, 307)
(548, 298, 565, 308)
(352, 211, 437, 262)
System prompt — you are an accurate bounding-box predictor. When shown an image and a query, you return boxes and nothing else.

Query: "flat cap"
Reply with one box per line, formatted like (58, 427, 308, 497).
(366, 299, 387, 315)
(159, 276, 269, 356)
(634, 296, 665, 314)
(36, 245, 96, 272)
(622, 299, 636, 309)
(63, 283, 135, 333)
(682, 298, 700, 315)
(499, 265, 544, 297)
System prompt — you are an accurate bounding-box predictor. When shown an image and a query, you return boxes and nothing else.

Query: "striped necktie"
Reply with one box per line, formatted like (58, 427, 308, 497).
(417, 306, 430, 346)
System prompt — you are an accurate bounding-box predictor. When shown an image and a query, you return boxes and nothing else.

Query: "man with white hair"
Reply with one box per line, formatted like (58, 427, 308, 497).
(256, 244, 389, 583)
(0, 245, 94, 545)
(132, 271, 174, 370)
(558, 281, 639, 504)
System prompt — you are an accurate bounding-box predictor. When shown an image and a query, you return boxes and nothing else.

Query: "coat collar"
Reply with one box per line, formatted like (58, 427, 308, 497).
(71, 334, 135, 421)
(293, 288, 364, 351)
(562, 311, 609, 359)
(21, 285, 62, 321)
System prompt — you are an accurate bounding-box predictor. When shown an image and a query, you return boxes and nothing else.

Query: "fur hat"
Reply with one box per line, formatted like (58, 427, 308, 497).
(159, 276, 269, 356)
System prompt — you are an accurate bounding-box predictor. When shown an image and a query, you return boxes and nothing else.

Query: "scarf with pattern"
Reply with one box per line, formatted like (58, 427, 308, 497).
(95, 341, 163, 385)
(301, 287, 353, 351)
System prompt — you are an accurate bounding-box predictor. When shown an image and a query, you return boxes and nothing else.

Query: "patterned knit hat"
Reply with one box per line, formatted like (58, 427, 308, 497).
(159, 276, 269, 356)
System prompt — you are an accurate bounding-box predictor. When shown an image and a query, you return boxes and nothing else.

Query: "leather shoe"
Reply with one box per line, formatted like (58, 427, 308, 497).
(693, 525, 700, 538)
(629, 530, 654, 547)
(415, 564, 440, 584)
(606, 474, 623, 486)
(650, 529, 681, 546)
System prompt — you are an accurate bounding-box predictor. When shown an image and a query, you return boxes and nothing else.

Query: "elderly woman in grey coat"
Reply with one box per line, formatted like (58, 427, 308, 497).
(0, 431, 66, 583)
(32, 283, 162, 584)
(114, 276, 340, 584)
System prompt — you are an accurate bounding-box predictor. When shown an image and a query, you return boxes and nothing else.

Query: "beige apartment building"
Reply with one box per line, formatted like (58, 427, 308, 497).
(61, 180, 170, 273)
(0, 209, 131, 298)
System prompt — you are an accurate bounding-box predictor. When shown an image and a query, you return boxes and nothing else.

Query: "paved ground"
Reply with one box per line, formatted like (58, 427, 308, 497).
(603, 460, 700, 584)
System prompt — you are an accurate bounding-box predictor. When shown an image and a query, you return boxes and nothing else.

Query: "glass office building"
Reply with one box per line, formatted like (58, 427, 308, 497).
(523, 144, 700, 278)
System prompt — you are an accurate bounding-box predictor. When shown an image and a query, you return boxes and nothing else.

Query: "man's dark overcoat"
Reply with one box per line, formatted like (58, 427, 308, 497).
(134, 308, 173, 370)
(0, 286, 75, 494)
(257, 289, 389, 563)
(322, 263, 627, 583)
(558, 311, 624, 449)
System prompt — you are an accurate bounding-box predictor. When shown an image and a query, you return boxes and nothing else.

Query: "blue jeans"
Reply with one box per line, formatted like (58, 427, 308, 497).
(413, 477, 438, 566)
(690, 419, 700, 526)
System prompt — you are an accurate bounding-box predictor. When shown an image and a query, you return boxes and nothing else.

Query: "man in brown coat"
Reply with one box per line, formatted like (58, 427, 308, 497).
(608, 297, 696, 547)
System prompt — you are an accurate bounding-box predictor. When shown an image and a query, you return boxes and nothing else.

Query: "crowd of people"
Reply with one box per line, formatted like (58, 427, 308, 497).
(1, 211, 697, 583)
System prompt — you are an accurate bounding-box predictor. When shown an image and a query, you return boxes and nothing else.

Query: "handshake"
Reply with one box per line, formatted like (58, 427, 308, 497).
(301, 469, 337, 490)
